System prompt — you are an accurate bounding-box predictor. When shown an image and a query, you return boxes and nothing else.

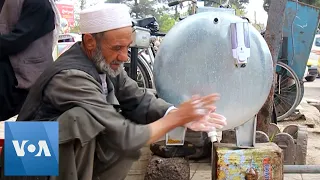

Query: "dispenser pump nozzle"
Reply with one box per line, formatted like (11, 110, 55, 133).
(230, 22, 251, 68)
(208, 128, 218, 143)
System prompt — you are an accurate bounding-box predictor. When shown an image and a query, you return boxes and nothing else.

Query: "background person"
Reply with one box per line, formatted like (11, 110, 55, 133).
(0, 0, 60, 121)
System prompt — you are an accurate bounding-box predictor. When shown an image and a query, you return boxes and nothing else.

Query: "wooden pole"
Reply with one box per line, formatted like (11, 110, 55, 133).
(256, 0, 288, 133)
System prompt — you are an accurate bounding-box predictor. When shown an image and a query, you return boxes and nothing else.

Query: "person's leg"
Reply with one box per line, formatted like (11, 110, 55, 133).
(49, 138, 96, 180)
(0, 60, 28, 121)
(93, 157, 136, 180)
(11, 88, 28, 116)
(50, 107, 100, 180)
(0, 60, 16, 121)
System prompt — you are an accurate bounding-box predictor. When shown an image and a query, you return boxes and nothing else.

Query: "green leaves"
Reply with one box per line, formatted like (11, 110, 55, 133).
(158, 14, 176, 33)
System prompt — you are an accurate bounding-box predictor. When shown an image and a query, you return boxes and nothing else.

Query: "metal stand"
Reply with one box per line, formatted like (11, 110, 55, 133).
(235, 116, 257, 148)
(130, 47, 138, 81)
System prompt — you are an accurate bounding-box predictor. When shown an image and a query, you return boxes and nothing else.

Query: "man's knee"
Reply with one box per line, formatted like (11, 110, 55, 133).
(58, 107, 104, 145)
(50, 139, 96, 180)
(58, 107, 90, 123)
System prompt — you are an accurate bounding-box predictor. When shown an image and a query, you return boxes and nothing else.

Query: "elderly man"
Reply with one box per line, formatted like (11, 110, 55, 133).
(12, 3, 226, 180)
(0, 0, 59, 121)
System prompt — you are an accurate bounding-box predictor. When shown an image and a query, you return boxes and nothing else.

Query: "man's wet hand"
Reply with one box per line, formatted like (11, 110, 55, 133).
(185, 112, 227, 132)
(147, 94, 220, 144)
(169, 94, 220, 126)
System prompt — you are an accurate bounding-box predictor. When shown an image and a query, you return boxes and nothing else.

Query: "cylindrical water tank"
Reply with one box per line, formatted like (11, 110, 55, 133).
(153, 12, 273, 131)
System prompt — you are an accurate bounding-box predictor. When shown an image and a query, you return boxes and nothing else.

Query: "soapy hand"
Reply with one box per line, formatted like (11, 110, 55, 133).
(167, 94, 219, 127)
(185, 112, 227, 132)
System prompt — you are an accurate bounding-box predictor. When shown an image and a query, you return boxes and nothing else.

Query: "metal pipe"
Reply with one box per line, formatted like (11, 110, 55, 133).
(284, 165, 320, 173)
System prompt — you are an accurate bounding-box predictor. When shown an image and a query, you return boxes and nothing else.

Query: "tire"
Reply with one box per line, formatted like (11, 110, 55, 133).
(274, 62, 302, 121)
(137, 59, 154, 88)
(126, 53, 155, 89)
(305, 76, 316, 82)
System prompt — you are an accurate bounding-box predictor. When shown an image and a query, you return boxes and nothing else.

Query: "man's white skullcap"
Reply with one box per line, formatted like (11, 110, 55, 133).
(80, 3, 132, 34)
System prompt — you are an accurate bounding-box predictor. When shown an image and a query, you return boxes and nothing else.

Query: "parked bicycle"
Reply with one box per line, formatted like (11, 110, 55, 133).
(259, 0, 319, 121)
(126, 16, 165, 89)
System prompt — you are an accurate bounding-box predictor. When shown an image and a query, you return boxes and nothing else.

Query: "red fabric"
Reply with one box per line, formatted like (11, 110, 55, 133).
(0, 139, 3, 155)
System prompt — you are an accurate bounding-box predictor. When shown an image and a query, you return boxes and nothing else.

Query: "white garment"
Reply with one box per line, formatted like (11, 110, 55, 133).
(99, 74, 108, 94)
(79, 3, 132, 34)
(165, 106, 177, 116)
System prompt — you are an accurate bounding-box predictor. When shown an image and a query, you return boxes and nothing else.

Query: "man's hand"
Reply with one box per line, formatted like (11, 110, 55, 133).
(167, 94, 220, 115)
(147, 94, 219, 144)
(185, 112, 227, 132)
(169, 94, 219, 126)
(166, 94, 226, 132)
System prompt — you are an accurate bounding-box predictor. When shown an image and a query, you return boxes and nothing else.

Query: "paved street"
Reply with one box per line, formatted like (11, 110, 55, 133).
(283, 77, 320, 179)
(304, 78, 320, 101)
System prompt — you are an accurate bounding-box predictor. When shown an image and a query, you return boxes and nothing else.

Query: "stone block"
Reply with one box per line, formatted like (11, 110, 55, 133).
(144, 155, 190, 180)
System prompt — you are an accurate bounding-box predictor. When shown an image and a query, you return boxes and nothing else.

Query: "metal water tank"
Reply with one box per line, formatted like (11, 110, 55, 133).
(153, 12, 273, 147)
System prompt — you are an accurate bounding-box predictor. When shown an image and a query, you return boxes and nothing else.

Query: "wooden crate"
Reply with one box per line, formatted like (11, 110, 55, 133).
(212, 143, 283, 180)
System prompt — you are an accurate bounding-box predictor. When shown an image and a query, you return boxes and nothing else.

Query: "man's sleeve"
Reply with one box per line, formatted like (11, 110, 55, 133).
(116, 70, 173, 124)
(0, 0, 55, 56)
(44, 69, 150, 152)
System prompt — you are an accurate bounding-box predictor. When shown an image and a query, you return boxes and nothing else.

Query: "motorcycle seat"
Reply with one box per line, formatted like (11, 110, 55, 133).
(132, 17, 156, 28)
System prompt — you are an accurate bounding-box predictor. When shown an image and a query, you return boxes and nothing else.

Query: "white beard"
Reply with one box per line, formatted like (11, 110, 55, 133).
(92, 46, 123, 77)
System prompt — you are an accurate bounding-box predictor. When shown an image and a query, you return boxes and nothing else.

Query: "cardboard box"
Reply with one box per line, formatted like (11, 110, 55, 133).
(212, 143, 283, 180)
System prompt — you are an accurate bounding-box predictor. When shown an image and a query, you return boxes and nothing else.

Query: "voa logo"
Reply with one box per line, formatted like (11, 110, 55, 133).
(12, 140, 51, 157)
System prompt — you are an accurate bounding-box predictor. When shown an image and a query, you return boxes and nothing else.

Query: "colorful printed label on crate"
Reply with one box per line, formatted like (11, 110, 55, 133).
(263, 157, 272, 180)
(216, 148, 278, 180)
